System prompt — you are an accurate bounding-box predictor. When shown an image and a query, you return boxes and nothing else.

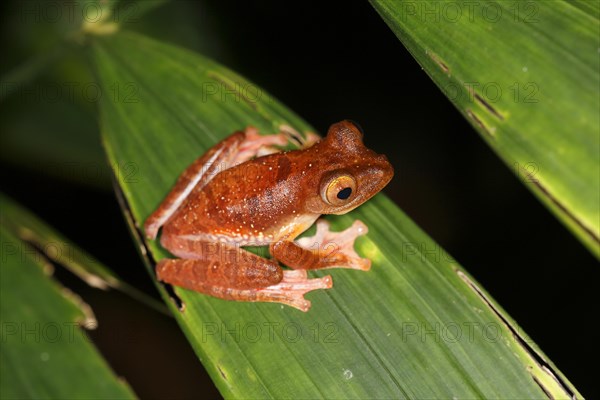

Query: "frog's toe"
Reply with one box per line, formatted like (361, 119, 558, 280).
(256, 270, 333, 312)
(279, 124, 321, 149)
(233, 127, 289, 164)
(296, 219, 371, 271)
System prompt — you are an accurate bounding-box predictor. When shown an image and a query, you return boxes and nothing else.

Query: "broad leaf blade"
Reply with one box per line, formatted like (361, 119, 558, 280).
(0, 0, 174, 189)
(0, 193, 167, 314)
(93, 31, 581, 399)
(370, 0, 600, 258)
(1, 193, 119, 289)
(0, 226, 135, 399)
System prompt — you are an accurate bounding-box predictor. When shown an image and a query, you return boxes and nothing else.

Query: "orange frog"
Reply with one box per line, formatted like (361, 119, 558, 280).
(144, 120, 393, 311)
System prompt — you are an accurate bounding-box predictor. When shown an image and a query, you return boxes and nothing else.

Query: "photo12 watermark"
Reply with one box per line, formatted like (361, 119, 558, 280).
(446, 81, 540, 105)
(45, 160, 141, 185)
(200, 321, 339, 344)
(513, 161, 539, 183)
(401, 241, 456, 264)
(394, 1, 539, 24)
(18, 0, 142, 25)
(201, 81, 273, 105)
(1, 321, 93, 345)
(1, 238, 99, 268)
(401, 321, 533, 344)
(0, 81, 140, 105)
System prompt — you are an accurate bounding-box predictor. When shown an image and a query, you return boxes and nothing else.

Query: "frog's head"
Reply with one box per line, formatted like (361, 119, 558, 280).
(306, 120, 394, 215)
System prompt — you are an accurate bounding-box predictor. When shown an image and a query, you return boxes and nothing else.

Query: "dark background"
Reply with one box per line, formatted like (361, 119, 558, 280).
(1, 1, 597, 398)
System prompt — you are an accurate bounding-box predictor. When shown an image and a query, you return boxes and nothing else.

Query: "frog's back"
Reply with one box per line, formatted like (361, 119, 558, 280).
(162, 150, 316, 242)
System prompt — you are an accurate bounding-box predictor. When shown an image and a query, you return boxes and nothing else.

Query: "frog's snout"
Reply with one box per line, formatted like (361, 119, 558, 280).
(372, 153, 394, 182)
(369, 151, 393, 170)
(375, 153, 391, 165)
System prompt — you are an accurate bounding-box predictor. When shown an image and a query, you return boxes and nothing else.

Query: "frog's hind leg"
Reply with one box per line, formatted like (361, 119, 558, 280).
(144, 132, 246, 239)
(144, 127, 289, 240)
(279, 124, 320, 150)
(156, 240, 332, 311)
(231, 126, 288, 164)
(254, 270, 332, 311)
(233, 125, 320, 164)
(271, 219, 371, 271)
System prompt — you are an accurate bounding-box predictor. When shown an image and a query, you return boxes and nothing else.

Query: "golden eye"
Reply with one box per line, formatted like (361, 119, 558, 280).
(321, 173, 357, 206)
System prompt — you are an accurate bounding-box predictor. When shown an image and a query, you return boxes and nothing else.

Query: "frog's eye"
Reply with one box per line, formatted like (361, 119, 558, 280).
(321, 173, 357, 206)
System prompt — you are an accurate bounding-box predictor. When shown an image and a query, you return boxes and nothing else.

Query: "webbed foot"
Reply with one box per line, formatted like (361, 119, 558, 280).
(255, 270, 332, 312)
(296, 219, 371, 271)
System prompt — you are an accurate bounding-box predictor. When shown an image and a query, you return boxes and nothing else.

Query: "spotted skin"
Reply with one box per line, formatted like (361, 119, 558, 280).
(145, 121, 394, 311)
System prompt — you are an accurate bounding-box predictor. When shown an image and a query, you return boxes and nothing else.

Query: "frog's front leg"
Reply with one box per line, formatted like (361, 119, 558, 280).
(271, 219, 371, 271)
(144, 127, 289, 240)
(157, 236, 332, 311)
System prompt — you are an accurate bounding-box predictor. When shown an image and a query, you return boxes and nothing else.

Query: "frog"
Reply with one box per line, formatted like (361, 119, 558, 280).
(144, 120, 394, 311)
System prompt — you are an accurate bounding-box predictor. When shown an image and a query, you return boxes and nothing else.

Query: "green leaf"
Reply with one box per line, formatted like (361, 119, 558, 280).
(0, 227, 135, 399)
(0, 0, 208, 190)
(0, 0, 110, 187)
(0, 193, 167, 314)
(0, 95, 111, 189)
(370, 0, 600, 258)
(92, 31, 581, 399)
